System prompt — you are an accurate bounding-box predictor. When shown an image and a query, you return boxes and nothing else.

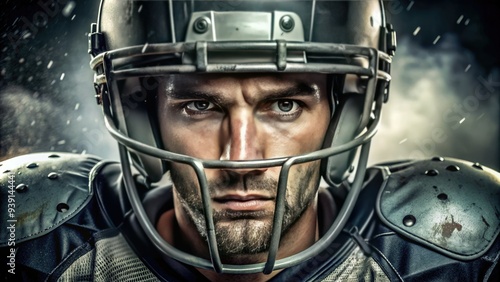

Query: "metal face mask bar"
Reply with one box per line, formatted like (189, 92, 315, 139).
(89, 5, 393, 274)
(107, 94, 381, 274)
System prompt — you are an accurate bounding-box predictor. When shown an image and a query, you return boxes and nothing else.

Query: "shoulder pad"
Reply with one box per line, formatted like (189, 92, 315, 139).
(376, 157, 500, 260)
(0, 152, 102, 247)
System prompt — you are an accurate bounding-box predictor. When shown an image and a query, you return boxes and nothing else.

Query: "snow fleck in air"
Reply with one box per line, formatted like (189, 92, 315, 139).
(138, 5, 143, 13)
(465, 64, 471, 72)
(71, 15, 76, 21)
(19, 58, 25, 63)
(399, 138, 408, 144)
(57, 140, 66, 145)
(75, 103, 80, 110)
(406, 1, 414, 11)
(413, 27, 421, 36)
(457, 15, 464, 24)
(459, 117, 465, 124)
(47, 60, 53, 69)
(433, 36, 441, 45)
(464, 18, 470, 25)
(60, 73, 65, 80)
(142, 42, 149, 53)
(62, 1, 76, 17)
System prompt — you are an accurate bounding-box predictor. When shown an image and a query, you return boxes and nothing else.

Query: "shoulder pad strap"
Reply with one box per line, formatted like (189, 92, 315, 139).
(376, 157, 500, 260)
(0, 153, 102, 246)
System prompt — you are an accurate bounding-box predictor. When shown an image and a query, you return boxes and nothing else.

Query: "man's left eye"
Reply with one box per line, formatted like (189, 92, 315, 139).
(186, 101, 216, 111)
(272, 100, 299, 113)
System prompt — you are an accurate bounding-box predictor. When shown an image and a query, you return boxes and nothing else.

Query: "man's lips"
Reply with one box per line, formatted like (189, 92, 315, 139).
(213, 194, 274, 211)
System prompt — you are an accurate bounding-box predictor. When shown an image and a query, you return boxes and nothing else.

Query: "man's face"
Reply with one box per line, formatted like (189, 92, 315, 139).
(157, 73, 331, 258)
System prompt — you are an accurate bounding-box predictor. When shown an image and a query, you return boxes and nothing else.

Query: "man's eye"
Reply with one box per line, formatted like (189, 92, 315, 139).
(272, 100, 299, 113)
(186, 101, 216, 111)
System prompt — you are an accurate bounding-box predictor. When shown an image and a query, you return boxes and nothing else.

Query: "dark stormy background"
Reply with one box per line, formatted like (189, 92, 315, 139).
(1, 0, 499, 171)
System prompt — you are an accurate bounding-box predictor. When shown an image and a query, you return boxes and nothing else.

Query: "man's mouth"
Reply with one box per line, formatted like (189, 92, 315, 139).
(213, 194, 274, 212)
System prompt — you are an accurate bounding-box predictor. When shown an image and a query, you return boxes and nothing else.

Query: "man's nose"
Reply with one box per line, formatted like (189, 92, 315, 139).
(220, 110, 267, 175)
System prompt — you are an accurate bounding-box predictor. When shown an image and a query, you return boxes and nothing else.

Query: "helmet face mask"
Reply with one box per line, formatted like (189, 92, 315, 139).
(89, 0, 394, 274)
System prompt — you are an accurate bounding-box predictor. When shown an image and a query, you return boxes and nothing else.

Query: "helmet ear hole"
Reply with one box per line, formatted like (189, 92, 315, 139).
(115, 77, 166, 183)
(321, 94, 365, 186)
(125, 98, 165, 182)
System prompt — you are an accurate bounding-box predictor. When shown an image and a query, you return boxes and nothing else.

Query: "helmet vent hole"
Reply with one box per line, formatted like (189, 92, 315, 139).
(57, 203, 70, 213)
(437, 193, 448, 201)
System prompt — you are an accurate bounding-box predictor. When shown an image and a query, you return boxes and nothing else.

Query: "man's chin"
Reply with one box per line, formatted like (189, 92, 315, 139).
(214, 219, 272, 256)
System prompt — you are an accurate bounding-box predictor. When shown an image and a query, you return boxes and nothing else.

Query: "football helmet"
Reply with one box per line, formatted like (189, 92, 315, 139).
(89, 0, 395, 274)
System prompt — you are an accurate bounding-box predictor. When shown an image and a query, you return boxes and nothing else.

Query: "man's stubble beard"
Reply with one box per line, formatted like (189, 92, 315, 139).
(171, 164, 320, 259)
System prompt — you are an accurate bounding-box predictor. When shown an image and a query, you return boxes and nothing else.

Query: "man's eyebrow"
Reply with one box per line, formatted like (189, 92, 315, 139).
(165, 89, 225, 104)
(262, 82, 318, 99)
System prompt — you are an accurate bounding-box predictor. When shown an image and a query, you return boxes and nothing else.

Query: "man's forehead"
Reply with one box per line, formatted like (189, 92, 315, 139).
(163, 73, 327, 92)
(167, 73, 326, 86)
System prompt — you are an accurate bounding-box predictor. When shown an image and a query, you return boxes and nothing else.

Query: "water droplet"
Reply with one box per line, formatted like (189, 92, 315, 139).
(16, 184, 28, 192)
(425, 169, 439, 176)
(472, 163, 483, 170)
(26, 163, 38, 169)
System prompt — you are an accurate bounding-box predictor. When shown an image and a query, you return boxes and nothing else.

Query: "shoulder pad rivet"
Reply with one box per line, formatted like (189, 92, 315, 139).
(47, 172, 59, 179)
(431, 156, 444, 162)
(437, 193, 448, 201)
(56, 203, 70, 213)
(403, 215, 416, 227)
(15, 183, 28, 192)
(48, 154, 60, 158)
(472, 163, 483, 170)
(446, 165, 460, 172)
(26, 163, 38, 169)
(425, 169, 439, 176)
